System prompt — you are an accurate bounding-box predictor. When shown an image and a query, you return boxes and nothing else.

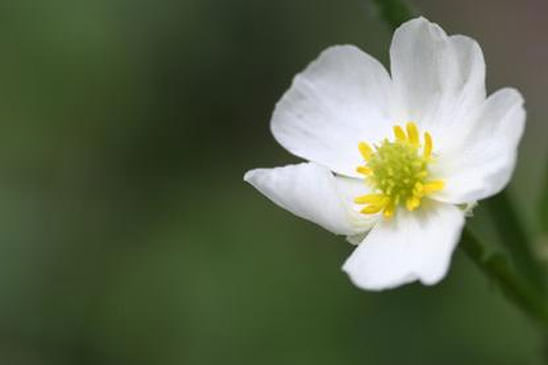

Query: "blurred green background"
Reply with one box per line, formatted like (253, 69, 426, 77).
(0, 0, 547, 364)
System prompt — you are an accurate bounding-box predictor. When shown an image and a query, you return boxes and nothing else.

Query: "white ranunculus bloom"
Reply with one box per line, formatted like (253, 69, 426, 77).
(243, 17, 526, 290)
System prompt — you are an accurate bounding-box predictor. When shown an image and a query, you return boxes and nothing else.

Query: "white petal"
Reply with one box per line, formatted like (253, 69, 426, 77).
(390, 17, 486, 147)
(431, 88, 526, 204)
(244, 163, 377, 235)
(342, 201, 465, 291)
(271, 45, 393, 177)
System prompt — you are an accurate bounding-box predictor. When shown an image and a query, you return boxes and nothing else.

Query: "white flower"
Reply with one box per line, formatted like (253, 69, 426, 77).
(243, 17, 526, 290)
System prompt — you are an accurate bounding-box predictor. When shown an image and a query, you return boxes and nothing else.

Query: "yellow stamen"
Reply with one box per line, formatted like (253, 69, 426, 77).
(360, 204, 385, 215)
(356, 166, 372, 175)
(406, 122, 419, 147)
(406, 196, 421, 211)
(423, 180, 445, 194)
(354, 194, 386, 205)
(393, 125, 406, 142)
(354, 122, 445, 219)
(383, 203, 395, 218)
(424, 132, 432, 158)
(358, 142, 373, 161)
(413, 181, 424, 196)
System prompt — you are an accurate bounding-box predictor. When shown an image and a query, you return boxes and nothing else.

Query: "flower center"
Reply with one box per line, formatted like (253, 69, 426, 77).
(354, 122, 444, 218)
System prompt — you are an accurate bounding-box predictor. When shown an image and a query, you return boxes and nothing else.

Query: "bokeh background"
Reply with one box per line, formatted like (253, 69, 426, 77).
(1, 0, 547, 364)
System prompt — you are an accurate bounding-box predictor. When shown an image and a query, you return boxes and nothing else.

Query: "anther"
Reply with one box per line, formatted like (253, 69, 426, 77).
(393, 125, 406, 142)
(358, 142, 373, 161)
(406, 122, 419, 147)
(361, 204, 385, 214)
(356, 166, 372, 175)
(424, 132, 432, 158)
(423, 180, 444, 194)
(354, 194, 386, 205)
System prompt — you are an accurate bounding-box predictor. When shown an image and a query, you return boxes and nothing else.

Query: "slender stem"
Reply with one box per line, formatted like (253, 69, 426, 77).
(485, 191, 545, 292)
(460, 228, 548, 326)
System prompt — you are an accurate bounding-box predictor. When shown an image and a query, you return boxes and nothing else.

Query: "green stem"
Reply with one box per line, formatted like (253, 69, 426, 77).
(486, 191, 545, 292)
(460, 228, 548, 326)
